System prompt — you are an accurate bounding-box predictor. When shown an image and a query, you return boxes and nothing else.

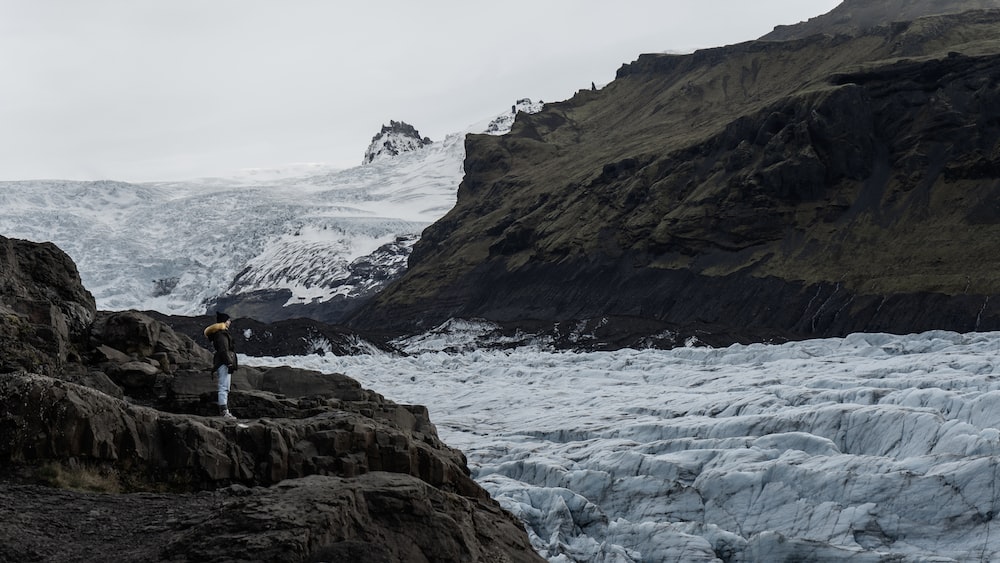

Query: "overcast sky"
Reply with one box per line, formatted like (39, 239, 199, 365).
(1, 1, 841, 183)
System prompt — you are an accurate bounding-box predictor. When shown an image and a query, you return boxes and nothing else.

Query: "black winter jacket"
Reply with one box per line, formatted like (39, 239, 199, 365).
(204, 322, 238, 373)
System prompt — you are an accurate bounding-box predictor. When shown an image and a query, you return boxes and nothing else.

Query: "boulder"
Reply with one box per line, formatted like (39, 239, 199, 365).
(91, 310, 212, 370)
(0, 235, 96, 373)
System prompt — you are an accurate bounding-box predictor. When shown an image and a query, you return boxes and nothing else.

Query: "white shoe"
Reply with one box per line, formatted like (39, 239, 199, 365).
(220, 407, 237, 420)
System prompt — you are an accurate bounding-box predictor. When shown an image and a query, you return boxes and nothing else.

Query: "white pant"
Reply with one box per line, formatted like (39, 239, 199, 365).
(217, 364, 231, 406)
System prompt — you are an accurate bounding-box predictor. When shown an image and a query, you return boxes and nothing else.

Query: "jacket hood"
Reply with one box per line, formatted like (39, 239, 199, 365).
(204, 322, 228, 338)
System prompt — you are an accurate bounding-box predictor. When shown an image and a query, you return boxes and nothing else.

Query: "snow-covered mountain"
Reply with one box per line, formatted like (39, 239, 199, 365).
(484, 98, 544, 135)
(362, 120, 433, 165)
(249, 327, 1000, 562)
(0, 100, 542, 319)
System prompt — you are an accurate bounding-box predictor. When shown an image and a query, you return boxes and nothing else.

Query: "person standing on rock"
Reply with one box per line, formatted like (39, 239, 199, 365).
(204, 312, 238, 420)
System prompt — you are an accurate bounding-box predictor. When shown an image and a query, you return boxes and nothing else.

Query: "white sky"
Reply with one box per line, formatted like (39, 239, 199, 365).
(0, 0, 841, 183)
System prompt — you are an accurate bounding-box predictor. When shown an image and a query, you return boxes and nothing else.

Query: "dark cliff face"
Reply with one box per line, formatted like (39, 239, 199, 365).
(351, 10, 1000, 344)
(763, 0, 1000, 41)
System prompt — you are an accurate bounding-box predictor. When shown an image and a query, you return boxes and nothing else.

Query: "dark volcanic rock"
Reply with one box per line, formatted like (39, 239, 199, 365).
(0, 370, 481, 498)
(0, 473, 216, 562)
(0, 472, 539, 563)
(0, 235, 96, 374)
(162, 473, 539, 563)
(0, 364, 543, 561)
(143, 310, 397, 357)
(0, 236, 543, 562)
(349, 10, 1000, 346)
(763, 0, 1000, 41)
(92, 310, 212, 368)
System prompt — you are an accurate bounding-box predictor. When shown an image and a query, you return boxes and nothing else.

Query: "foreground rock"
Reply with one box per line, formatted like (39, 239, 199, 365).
(0, 472, 537, 563)
(1, 370, 480, 497)
(164, 473, 535, 563)
(0, 361, 540, 562)
(0, 234, 542, 562)
(0, 236, 96, 374)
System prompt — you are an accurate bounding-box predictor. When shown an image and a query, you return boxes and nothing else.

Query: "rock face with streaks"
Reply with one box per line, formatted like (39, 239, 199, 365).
(0, 369, 482, 498)
(0, 234, 542, 563)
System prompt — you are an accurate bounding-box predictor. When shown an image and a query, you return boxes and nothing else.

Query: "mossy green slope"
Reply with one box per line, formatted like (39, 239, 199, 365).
(353, 10, 1000, 342)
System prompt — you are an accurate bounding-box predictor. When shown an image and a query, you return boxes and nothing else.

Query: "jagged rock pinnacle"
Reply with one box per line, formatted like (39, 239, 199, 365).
(363, 120, 432, 164)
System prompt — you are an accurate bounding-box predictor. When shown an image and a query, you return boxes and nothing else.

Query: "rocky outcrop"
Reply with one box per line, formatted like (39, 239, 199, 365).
(363, 120, 433, 164)
(1, 368, 480, 497)
(163, 472, 540, 563)
(350, 8, 1000, 346)
(0, 235, 542, 562)
(0, 236, 96, 374)
(0, 472, 540, 563)
(206, 234, 418, 325)
(484, 98, 546, 135)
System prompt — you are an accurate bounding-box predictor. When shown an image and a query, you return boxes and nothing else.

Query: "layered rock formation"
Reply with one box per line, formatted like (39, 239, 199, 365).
(0, 471, 536, 563)
(0, 234, 541, 562)
(351, 7, 1000, 347)
(0, 236, 95, 374)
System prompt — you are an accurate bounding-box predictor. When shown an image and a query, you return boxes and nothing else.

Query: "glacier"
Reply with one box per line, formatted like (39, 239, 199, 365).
(245, 328, 1000, 562)
(0, 100, 542, 316)
(0, 145, 459, 315)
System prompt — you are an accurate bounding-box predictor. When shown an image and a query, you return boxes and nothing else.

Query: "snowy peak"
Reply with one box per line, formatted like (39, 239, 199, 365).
(363, 120, 433, 165)
(484, 98, 544, 135)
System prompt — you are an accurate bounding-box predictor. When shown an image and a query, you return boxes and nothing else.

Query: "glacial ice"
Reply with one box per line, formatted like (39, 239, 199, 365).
(0, 99, 546, 316)
(245, 329, 1000, 562)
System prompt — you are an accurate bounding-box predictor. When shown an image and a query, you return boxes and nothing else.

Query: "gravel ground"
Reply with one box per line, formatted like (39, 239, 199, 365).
(0, 473, 224, 563)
